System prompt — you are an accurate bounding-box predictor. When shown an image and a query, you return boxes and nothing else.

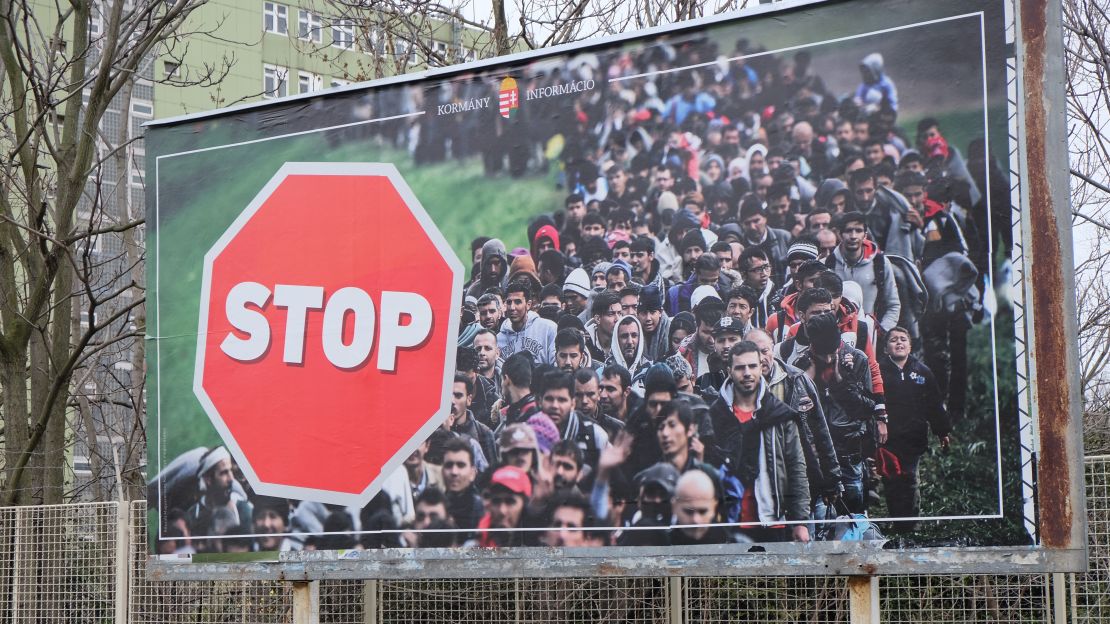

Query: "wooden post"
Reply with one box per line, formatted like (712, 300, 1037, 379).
(848, 576, 879, 624)
(292, 581, 320, 624)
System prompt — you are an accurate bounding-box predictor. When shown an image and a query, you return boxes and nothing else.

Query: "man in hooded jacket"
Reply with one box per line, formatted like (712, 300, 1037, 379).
(606, 314, 652, 392)
(466, 238, 509, 299)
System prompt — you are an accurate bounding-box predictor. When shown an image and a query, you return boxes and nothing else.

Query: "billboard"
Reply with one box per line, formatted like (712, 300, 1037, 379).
(146, 0, 1085, 578)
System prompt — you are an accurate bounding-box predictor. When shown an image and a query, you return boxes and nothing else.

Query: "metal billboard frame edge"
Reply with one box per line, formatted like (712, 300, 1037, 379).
(144, 0, 1088, 578)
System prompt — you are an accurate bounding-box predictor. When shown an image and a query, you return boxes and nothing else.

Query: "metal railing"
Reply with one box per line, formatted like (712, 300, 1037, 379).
(0, 456, 1107, 623)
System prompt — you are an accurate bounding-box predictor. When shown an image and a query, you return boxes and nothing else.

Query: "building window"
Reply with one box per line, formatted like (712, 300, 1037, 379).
(163, 60, 179, 79)
(298, 71, 321, 94)
(264, 2, 287, 35)
(332, 19, 355, 49)
(330, 78, 351, 88)
(80, 310, 98, 328)
(263, 64, 288, 98)
(298, 10, 322, 43)
(89, 12, 102, 39)
(131, 100, 153, 118)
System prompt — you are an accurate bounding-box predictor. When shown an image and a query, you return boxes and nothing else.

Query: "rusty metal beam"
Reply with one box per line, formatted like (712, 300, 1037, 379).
(1018, 0, 1088, 555)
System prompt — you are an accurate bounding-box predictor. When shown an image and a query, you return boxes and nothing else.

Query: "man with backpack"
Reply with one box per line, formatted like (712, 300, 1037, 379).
(825, 211, 901, 332)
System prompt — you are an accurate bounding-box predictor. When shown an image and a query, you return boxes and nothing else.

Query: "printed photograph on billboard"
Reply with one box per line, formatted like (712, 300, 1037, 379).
(146, 0, 1037, 568)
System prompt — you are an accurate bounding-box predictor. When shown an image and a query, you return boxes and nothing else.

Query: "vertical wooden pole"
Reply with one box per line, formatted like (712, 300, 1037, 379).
(848, 576, 879, 624)
(292, 581, 320, 624)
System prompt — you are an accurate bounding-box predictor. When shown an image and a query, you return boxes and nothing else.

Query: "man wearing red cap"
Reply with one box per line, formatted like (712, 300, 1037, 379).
(475, 465, 533, 547)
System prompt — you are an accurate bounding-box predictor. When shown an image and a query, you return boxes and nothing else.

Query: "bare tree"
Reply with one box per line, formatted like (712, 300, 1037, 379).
(0, 0, 230, 505)
(293, 0, 756, 82)
(1063, 0, 1110, 454)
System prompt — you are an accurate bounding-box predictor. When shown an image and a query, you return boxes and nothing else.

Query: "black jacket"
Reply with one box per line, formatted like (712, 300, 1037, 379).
(766, 359, 842, 497)
(799, 343, 875, 456)
(879, 355, 951, 457)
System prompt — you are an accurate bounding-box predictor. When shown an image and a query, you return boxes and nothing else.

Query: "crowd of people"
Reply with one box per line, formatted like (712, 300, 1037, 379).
(156, 35, 1009, 554)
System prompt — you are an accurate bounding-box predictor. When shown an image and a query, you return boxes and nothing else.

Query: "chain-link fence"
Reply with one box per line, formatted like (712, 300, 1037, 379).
(0, 457, 1106, 623)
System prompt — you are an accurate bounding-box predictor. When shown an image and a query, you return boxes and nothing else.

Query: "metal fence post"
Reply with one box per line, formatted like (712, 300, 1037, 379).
(363, 580, 379, 624)
(115, 501, 132, 624)
(666, 576, 683, 624)
(10, 507, 21, 623)
(1051, 573, 1066, 624)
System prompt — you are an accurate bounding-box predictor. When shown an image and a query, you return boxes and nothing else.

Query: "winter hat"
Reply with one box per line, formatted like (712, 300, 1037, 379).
(690, 285, 722, 309)
(702, 153, 726, 173)
(639, 285, 664, 311)
(718, 223, 744, 243)
(527, 214, 558, 246)
(842, 280, 864, 311)
(509, 246, 531, 258)
(592, 262, 613, 281)
(643, 362, 678, 396)
(532, 224, 561, 252)
(786, 242, 819, 262)
(607, 259, 633, 283)
(563, 268, 591, 298)
(634, 462, 681, 497)
(526, 413, 561, 454)
(669, 312, 696, 336)
(680, 229, 707, 254)
(664, 353, 693, 381)
(499, 423, 539, 453)
(657, 191, 680, 212)
(508, 256, 542, 290)
(672, 208, 700, 233)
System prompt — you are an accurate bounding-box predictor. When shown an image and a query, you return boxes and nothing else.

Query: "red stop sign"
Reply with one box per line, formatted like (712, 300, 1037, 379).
(194, 163, 463, 506)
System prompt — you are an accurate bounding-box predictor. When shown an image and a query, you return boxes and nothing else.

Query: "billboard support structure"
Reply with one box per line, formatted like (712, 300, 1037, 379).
(1016, 0, 1087, 553)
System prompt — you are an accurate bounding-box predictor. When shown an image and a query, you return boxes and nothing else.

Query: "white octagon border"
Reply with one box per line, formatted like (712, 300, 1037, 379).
(193, 162, 464, 508)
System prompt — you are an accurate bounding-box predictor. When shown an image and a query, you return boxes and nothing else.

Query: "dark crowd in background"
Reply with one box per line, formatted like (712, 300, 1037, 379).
(153, 31, 1013, 553)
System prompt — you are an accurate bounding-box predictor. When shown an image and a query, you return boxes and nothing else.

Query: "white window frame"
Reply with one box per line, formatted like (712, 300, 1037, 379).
(298, 71, 322, 94)
(130, 99, 153, 118)
(79, 310, 100, 329)
(298, 9, 322, 43)
(89, 8, 102, 39)
(130, 162, 144, 189)
(264, 2, 288, 35)
(263, 64, 288, 99)
(332, 19, 355, 50)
